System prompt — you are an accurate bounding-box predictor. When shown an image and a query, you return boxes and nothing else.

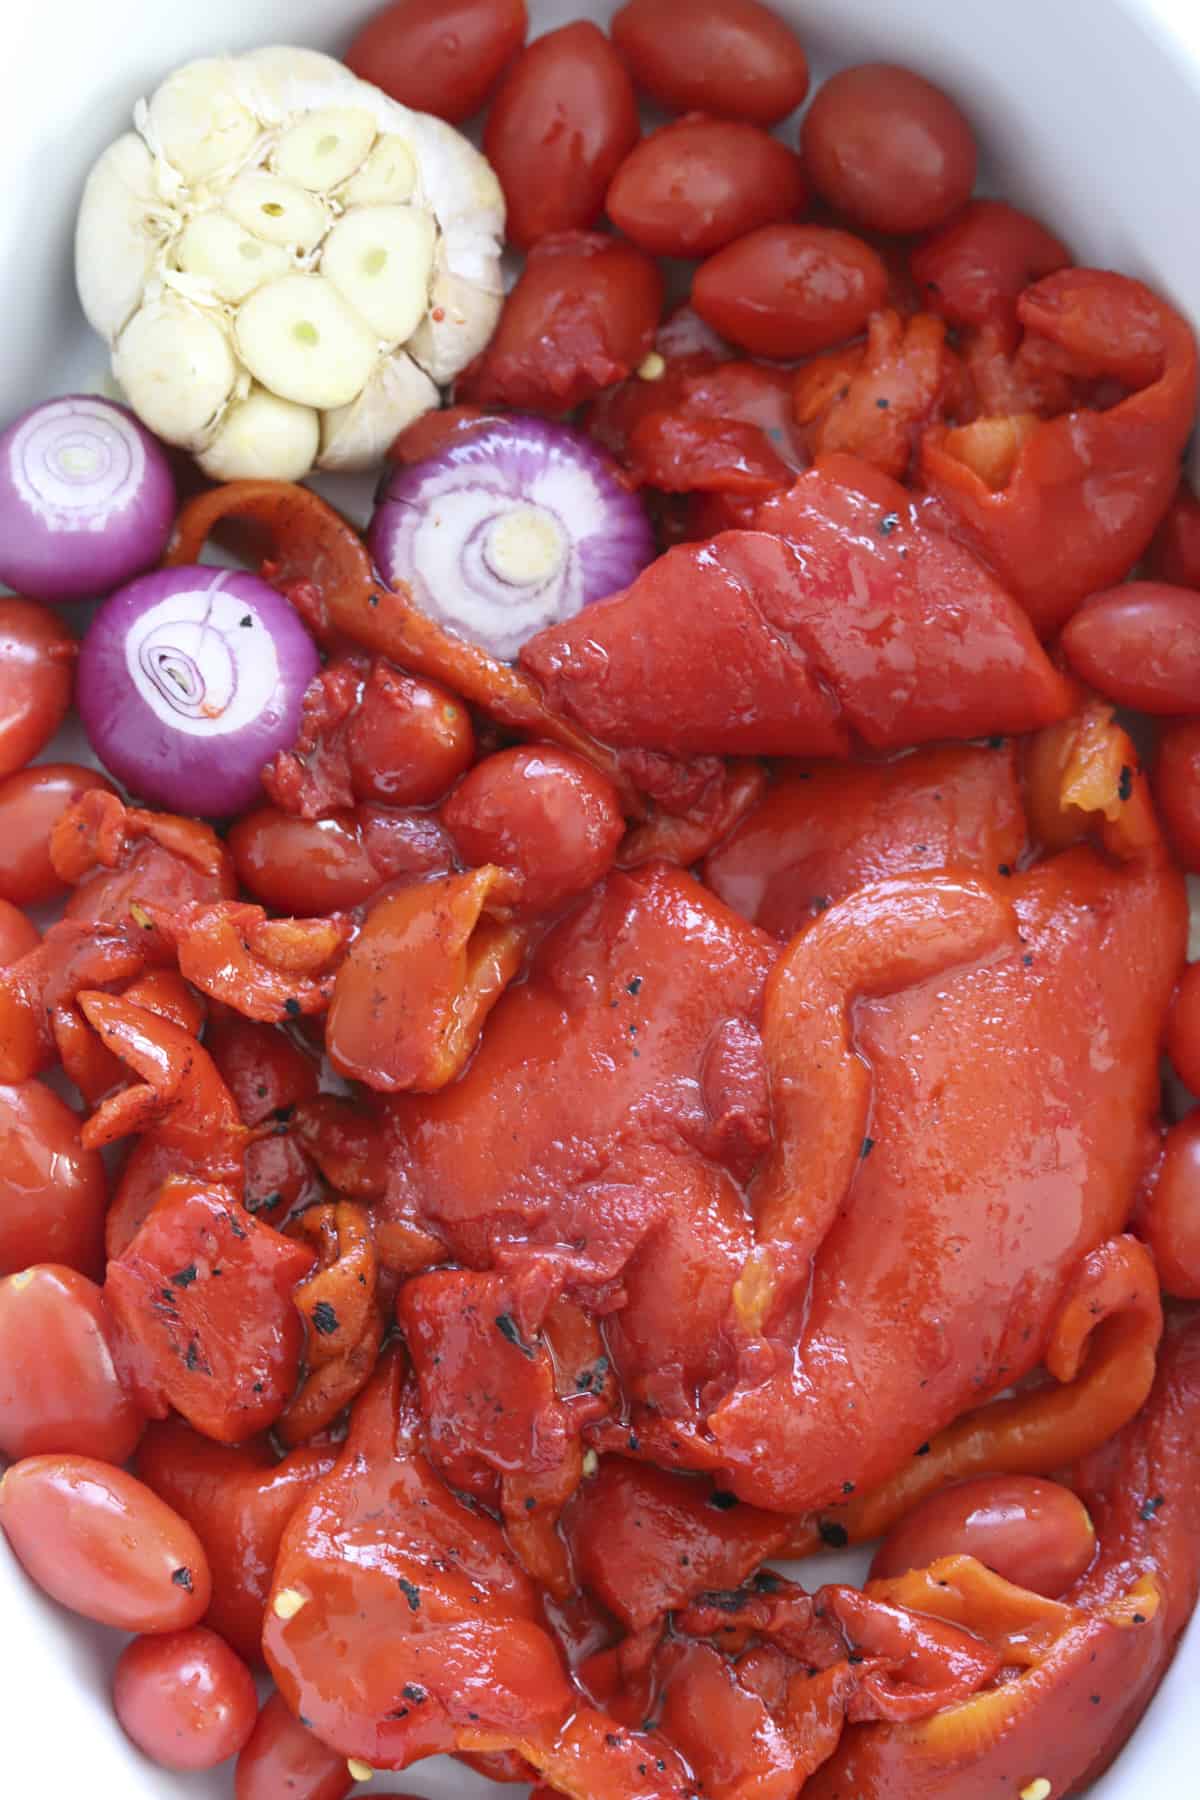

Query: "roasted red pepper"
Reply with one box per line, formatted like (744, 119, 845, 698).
(520, 460, 1071, 755)
(104, 1178, 315, 1443)
(134, 1417, 336, 1663)
(922, 268, 1199, 634)
(263, 1347, 575, 1769)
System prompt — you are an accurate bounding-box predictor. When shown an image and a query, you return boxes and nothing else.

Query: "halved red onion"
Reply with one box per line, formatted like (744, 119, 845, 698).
(367, 414, 655, 661)
(0, 395, 175, 603)
(78, 566, 320, 818)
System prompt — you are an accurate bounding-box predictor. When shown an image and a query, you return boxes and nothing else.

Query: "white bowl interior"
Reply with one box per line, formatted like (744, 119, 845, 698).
(2, 1, 1198, 1793)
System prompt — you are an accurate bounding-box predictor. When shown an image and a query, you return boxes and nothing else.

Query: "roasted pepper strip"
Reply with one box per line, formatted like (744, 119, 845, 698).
(165, 479, 637, 807)
(922, 268, 1199, 635)
(77, 991, 246, 1187)
(736, 875, 1017, 1335)
(787, 1236, 1162, 1557)
(802, 1313, 1200, 1800)
(1025, 697, 1161, 861)
(148, 900, 353, 1022)
(326, 869, 525, 1093)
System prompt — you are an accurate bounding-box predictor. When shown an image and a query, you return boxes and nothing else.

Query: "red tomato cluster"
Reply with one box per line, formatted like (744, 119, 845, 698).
(1, 3, 1200, 1797)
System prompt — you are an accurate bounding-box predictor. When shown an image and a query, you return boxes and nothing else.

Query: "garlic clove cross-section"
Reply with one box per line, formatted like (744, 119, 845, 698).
(75, 44, 507, 479)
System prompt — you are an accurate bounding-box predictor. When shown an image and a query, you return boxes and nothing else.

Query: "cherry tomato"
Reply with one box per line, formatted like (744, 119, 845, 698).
(344, 0, 526, 123)
(607, 117, 808, 259)
(692, 224, 888, 358)
(1153, 720, 1200, 872)
(612, 0, 810, 125)
(0, 899, 39, 966)
(1061, 582, 1200, 715)
(229, 805, 455, 914)
(801, 63, 978, 235)
(1143, 1111, 1200, 1299)
(441, 747, 625, 916)
(0, 1265, 143, 1463)
(114, 1626, 258, 1770)
(461, 232, 665, 413)
(0, 763, 116, 907)
(910, 199, 1071, 337)
(484, 22, 640, 249)
(236, 1692, 353, 1800)
(870, 1475, 1097, 1598)
(344, 663, 475, 806)
(0, 1454, 211, 1630)
(1168, 962, 1200, 1097)
(0, 1080, 107, 1279)
(1147, 482, 1200, 588)
(0, 598, 76, 779)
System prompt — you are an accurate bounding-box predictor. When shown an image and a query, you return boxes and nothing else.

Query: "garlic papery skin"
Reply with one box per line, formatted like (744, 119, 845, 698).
(76, 45, 506, 480)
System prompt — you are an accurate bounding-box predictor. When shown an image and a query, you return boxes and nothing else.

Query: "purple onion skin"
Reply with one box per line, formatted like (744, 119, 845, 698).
(0, 395, 176, 604)
(367, 414, 655, 661)
(78, 566, 320, 819)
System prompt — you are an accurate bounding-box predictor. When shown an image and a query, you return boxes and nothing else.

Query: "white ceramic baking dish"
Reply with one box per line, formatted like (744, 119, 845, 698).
(2, 1, 1198, 1793)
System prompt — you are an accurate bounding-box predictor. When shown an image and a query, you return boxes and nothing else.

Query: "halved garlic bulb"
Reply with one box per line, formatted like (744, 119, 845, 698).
(76, 45, 506, 479)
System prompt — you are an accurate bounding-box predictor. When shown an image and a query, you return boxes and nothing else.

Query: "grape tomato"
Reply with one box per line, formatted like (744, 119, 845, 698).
(0, 898, 39, 966)
(801, 62, 978, 235)
(870, 1475, 1097, 1597)
(607, 118, 808, 260)
(113, 1626, 258, 1770)
(484, 22, 639, 248)
(1153, 720, 1200, 872)
(612, 0, 810, 125)
(0, 1454, 211, 1631)
(0, 1080, 107, 1279)
(236, 1692, 354, 1800)
(0, 597, 76, 779)
(692, 224, 889, 358)
(1061, 582, 1200, 715)
(0, 1265, 143, 1463)
(344, 0, 527, 124)
(0, 763, 116, 907)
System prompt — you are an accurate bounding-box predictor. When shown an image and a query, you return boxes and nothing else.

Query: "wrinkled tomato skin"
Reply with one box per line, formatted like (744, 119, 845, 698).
(344, 0, 527, 123)
(484, 22, 639, 248)
(611, 0, 810, 125)
(801, 62, 978, 236)
(870, 1476, 1097, 1597)
(441, 746, 625, 916)
(235, 1693, 354, 1800)
(1061, 582, 1200, 715)
(607, 118, 808, 259)
(460, 232, 664, 413)
(0, 598, 76, 779)
(0, 1265, 143, 1463)
(1153, 721, 1200, 872)
(0, 1454, 211, 1631)
(0, 1081, 107, 1279)
(0, 900, 39, 966)
(229, 806, 454, 914)
(692, 225, 888, 359)
(113, 1626, 258, 1771)
(344, 664, 475, 806)
(0, 764, 116, 906)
